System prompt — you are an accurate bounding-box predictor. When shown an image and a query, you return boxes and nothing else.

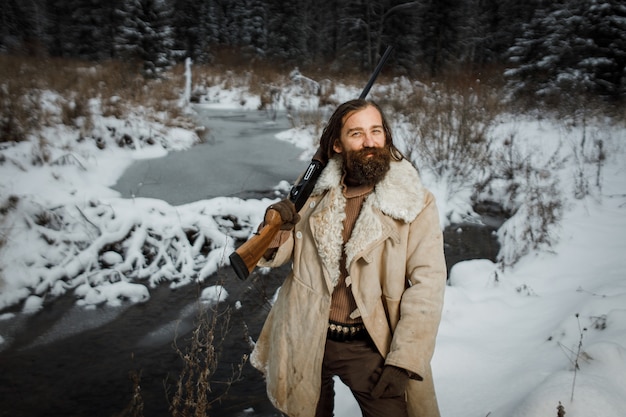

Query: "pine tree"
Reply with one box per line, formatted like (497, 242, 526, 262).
(265, 0, 310, 64)
(213, 0, 268, 61)
(46, 0, 76, 57)
(414, 0, 463, 76)
(459, 0, 538, 67)
(506, 0, 626, 104)
(235, 0, 268, 59)
(68, 0, 123, 60)
(171, 0, 202, 61)
(333, 0, 402, 72)
(308, 0, 339, 64)
(382, 1, 422, 75)
(582, 0, 626, 100)
(0, 0, 44, 53)
(115, 0, 175, 77)
(333, 0, 370, 70)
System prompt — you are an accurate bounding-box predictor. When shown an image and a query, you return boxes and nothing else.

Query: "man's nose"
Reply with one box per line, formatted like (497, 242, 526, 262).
(363, 133, 375, 147)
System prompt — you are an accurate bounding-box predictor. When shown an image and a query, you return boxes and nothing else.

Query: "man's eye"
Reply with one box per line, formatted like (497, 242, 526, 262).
(351, 131, 362, 137)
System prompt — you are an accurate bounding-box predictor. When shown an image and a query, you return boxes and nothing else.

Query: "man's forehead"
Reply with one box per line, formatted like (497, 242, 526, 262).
(342, 105, 382, 128)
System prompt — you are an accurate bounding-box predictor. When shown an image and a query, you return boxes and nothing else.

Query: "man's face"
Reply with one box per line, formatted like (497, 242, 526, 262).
(333, 105, 386, 153)
(333, 105, 390, 186)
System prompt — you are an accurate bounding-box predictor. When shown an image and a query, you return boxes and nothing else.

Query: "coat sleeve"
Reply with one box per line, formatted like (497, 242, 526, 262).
(257, 230, 294, 268)
(384, 191, 447, 379)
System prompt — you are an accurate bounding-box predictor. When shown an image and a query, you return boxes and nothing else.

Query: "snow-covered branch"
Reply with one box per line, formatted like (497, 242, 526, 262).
(0, 195, 271, 310)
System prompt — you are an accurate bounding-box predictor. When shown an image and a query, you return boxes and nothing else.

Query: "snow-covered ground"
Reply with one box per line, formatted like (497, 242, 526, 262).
(1, 72, 625, 417)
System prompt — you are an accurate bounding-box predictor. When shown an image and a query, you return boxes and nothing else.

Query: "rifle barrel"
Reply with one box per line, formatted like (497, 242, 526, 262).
(359, 45, 394, 99)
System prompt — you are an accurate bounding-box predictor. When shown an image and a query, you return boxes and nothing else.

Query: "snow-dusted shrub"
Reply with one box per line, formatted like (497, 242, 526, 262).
(489, 134, 566, 267)
(497, 176, 563, 267)
(567, 119, 609, 200)
(0, 195, 264, 310)
(398, 78, 501, 198)
(0, 83, 42, 143)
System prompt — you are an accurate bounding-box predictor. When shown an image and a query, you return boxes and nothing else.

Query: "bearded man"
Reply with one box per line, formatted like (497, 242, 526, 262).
(250, 99, 447, 417)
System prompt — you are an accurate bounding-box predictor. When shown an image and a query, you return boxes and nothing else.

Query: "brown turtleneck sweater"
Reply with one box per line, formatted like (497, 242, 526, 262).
(328, 182, 373, 325)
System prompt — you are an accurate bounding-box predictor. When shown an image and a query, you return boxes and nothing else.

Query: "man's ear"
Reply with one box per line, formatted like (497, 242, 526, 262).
(333, 139, 342, 154)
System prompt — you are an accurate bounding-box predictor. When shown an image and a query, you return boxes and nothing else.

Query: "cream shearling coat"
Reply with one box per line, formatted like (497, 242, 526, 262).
(251, 156, 447, 417)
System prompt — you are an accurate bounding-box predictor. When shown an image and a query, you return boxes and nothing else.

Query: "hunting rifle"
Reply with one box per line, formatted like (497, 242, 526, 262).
(229, 45, 394, 280)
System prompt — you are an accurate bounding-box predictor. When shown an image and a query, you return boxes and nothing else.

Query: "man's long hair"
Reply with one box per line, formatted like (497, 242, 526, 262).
(318, 99, 404, 163)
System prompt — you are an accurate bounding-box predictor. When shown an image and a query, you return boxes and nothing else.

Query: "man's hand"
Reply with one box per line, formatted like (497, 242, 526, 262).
(266, 199, 300, 230)
(371, 365, 410, 399)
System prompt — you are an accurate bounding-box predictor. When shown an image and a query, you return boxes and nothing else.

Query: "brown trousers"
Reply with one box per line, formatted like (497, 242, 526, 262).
(314, 337, 408, 417)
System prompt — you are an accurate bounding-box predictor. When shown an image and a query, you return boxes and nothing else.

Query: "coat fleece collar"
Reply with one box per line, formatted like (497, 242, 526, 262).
(309, 156, 427, 287)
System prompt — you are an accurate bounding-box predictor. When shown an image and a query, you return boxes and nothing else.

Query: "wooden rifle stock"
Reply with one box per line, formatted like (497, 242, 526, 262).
(229, 45, 394, 280)
(229, 209, 283, 280)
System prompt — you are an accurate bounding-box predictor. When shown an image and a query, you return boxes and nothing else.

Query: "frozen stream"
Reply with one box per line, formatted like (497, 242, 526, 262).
(112, 106, 307, 204)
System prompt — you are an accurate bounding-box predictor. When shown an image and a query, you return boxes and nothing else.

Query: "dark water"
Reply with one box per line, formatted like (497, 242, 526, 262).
(443, 218, 501, 275)
(0, 107, 501, 417)
(0, 265, 288, 417)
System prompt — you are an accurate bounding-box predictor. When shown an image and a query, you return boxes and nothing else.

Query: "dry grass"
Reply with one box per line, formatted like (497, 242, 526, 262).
(0, 55, 192, 144)
(397, 70, 505, 195)
(113, 295, 248, 417)
(168, 297, 247, 417)
(114, 368, 145, 417)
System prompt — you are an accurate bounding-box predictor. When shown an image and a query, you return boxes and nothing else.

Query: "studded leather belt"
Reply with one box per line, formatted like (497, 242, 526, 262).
(327, 321, 367, 342)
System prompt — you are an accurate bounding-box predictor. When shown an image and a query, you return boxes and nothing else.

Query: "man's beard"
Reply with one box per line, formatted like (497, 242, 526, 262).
(342, 146, 391, 186)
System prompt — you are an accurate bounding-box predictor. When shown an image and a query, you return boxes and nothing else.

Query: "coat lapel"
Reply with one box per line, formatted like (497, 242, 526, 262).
(310, 156, 426, 289)
(309, 185, 345, 289)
